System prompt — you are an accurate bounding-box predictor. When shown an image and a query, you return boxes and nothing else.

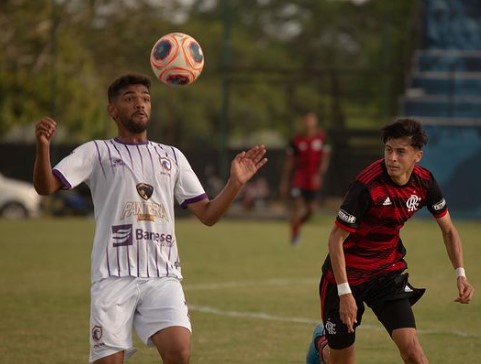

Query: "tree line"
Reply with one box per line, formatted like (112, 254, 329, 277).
(0, 0, 420, 147)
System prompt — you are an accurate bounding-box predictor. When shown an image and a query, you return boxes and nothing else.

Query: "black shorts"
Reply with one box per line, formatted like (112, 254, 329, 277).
(290, 187, 318, 202)
(319, 272, 425, 350)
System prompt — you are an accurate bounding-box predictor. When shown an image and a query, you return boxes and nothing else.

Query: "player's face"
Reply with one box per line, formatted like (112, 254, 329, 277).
(384, 137, 423, 185)
(302, 113, 318, 130)
(109, 84, 151, 134)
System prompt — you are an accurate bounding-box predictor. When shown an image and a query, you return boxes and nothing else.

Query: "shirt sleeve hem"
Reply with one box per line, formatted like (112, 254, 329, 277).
(180, 193, 208, 209)
(334, 219, 357, 233)
(52, 169, 72, 190)
(433, 209, 448, 219)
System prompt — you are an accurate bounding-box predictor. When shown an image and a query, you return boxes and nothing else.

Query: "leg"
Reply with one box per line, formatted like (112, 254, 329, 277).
(290, 195, 305, 244)
(89, 278, 138, 364)
(374, 298, 428, 364)
(317, 278, 362, 364)
(134, 279, 192, 363)
(151, 326, 192, 364)
(391, 328, 428, 364)
(300, 199, 316, 223)
(306, 323, 330, 364)
(300, 189, 318, 224)
(94, 352, 124, 364)
(328, 345, 355, 364)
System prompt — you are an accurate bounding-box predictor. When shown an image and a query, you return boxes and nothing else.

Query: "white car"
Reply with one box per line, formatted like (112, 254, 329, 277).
(0, 173, 42, 218)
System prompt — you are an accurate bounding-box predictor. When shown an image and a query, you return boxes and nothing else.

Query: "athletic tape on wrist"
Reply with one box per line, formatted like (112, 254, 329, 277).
(337, 282, 352, 296)
(455, 267, 466, 278)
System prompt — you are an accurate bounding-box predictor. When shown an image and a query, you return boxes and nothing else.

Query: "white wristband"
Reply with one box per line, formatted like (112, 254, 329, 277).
(455, 267, 466, 278)
(337, 282, 352, 296)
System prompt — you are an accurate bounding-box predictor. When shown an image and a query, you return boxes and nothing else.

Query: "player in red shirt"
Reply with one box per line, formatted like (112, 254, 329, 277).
(280, 112, 331, 245)
(306, 118, 474, 364)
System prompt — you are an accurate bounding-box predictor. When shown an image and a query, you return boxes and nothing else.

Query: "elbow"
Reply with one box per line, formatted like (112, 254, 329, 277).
(198, 212, 221, 226)
(34, 183, 56, 196)
(201, 217, 218, 227)
(34, 185, 50, 196)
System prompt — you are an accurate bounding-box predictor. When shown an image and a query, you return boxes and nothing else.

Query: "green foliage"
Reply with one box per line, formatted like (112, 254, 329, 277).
(0, 0, 420, 145)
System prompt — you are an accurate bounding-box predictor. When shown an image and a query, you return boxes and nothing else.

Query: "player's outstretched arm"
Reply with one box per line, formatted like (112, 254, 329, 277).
(229, 144, 268, 185)
(188, 145, 267, 226)
(328, 225, 357, 333)
(33, 117, 62, 195)
(435, 212, 475, 304)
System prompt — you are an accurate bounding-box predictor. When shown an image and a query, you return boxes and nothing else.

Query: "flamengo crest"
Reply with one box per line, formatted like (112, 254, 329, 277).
(406, 194, 421, 212)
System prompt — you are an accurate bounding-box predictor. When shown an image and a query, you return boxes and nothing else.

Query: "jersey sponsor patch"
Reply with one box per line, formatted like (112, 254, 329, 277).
(311, 139, 324, 151)
(135, 228, 174, 247)
(112, 224, 133, 247)
(121, 201, 168, 221)
(338, 209, 356, 224)
(432, 198, 446, 211)
(111, 224, 174, 247)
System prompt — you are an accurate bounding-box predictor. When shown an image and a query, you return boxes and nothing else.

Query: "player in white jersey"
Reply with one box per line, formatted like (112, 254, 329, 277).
(33, 73, 268, 364)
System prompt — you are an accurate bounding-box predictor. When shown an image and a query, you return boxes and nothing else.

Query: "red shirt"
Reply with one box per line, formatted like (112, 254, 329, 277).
(323, 159, 448, 285)
(287, 132, 328, 190)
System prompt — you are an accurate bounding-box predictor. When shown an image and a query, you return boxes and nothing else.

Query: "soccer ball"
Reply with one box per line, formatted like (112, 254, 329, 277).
(150, 32, 204, 86)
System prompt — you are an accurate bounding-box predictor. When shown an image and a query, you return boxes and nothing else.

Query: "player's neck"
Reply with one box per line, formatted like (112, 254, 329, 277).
(115, 132, 148, 144)
(304, 128, 317, 136)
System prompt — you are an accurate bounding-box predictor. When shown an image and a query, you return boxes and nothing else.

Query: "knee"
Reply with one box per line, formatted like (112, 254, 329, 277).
(161, 346, 191, 364)
(398, 340, 427, 364)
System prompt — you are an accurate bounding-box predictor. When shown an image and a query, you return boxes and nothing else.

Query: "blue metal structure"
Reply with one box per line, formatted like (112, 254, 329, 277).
(401, 0, 481, 218)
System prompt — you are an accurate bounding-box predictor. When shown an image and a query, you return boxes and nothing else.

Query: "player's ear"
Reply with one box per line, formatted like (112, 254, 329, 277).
(415, 150, 423, 163)
(107, 104, 117, 121)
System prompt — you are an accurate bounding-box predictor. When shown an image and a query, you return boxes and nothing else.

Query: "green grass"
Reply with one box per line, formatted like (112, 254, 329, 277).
(1, 216, 480, 363)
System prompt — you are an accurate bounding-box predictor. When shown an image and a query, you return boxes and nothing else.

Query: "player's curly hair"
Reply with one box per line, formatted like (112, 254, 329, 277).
(381, 118, 428, 150)
(107, 73, 151, 102)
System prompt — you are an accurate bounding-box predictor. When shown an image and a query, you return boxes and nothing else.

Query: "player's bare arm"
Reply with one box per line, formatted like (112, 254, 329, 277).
(435, 212, 474, 304)
(315, 145, 331, 188)
(188, 145, 267, 226)
(328, 225, 357, 333)
(33, 117, 62, 195)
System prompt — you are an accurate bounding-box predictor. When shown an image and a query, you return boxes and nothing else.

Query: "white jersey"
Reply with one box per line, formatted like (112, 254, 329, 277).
(53, 138, 207, 283)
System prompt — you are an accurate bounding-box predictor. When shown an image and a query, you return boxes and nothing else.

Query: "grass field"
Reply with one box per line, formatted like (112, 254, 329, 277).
(1, 215, 480, 363)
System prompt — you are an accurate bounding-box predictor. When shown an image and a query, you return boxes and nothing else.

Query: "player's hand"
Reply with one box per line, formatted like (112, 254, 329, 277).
(339, 294, 357, 333)
(230, 145, 267, 185)
(455, 277, 474, 304)
(35, 117, 57, 145)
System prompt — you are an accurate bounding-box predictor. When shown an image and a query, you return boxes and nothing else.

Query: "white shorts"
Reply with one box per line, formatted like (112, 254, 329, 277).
(89, 277, 191, 363)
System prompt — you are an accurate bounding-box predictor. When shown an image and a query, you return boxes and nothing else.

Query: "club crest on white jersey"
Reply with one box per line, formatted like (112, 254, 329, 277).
(136, 183, 154, 200)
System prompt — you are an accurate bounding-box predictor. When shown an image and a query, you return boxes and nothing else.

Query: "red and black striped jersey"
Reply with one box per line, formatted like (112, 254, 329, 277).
(323, 159, 448, 285)
(287, 132, 328, 190)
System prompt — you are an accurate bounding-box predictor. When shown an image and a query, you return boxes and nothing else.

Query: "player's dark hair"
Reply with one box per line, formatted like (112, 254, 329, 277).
(107, 73, 151, 102)
(381, 118, 428, 150)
